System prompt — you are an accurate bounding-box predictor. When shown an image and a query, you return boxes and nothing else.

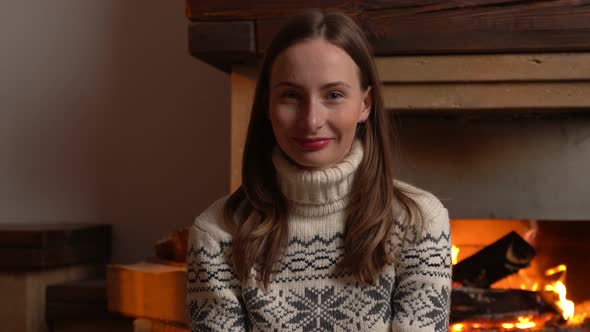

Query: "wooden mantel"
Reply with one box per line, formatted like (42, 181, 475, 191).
(187, 0, 590, 69)
(186, 0, 590, 112)
(185, 0, 590, 191)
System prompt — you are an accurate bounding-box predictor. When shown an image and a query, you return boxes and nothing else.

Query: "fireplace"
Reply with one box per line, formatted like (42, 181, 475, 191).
(390, 110, 590, 331)
(449, 219, 590, 331)
(184, 1, 590, 330)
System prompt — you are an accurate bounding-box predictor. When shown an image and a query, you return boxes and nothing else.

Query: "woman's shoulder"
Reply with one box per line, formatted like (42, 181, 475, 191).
(393, 179, 449, 232)
(192, 195, 233, 242)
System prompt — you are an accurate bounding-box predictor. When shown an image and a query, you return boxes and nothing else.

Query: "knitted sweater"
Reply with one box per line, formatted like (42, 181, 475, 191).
(186, 141, 452, 332)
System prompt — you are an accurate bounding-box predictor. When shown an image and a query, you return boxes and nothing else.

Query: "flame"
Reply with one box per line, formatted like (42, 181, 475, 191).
(545, 281, 575, 320)
(450, 323, 464, 331)
(544, 264, 575, 321)
(545, 264, 567, 276)
(515, 316, 536, 329)
(451, 245, 459, 265)
(569, 311, 588, 325)
(501, 322, 515, 329)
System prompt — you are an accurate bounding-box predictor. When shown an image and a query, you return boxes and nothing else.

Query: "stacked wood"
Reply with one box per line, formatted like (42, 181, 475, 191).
(0, 223, 110, 332)
(107, 261, 188, 325)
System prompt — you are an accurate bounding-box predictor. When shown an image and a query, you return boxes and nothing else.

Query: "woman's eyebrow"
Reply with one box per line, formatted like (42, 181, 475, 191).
(272, 81, 301, 89)
(272, 81, 352, 89)
(321, 81, 352, 89)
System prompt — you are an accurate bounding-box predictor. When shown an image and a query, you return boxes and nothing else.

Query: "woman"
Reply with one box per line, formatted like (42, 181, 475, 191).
(187, 10, 451, 332)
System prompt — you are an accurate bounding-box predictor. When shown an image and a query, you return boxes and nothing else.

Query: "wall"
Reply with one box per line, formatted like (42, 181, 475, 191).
(0, 0, 229, 263)
(396, 114, 590, 220)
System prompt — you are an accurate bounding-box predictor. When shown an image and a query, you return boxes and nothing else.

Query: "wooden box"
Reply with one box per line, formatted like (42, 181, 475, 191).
(0, 223, 111, 268)
(107, 260, 188, 325)
(0, 223, 111, 332)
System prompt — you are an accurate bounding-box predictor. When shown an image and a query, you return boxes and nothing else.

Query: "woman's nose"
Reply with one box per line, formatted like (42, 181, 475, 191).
(299, 98, 325, 131)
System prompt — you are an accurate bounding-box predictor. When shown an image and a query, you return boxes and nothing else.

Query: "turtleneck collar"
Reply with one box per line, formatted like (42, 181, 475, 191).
(271, 140, 364, 217)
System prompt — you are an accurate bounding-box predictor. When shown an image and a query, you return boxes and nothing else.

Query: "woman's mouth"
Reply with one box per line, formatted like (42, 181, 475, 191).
(293, 137, 333, 150)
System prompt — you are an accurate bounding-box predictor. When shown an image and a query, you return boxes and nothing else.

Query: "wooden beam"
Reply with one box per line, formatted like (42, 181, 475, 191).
(188, 21, 257, 72)
(376, 53, 590, 83)
(186, 0, 590, 55)
(384, 82, 590, 112)
(187, 0, 590, 22)
(187, 0, 347, 20)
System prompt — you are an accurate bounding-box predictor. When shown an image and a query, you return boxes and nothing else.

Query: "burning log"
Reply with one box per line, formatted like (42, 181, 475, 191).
(451, 287, 561, 323)
(452, 231, 536, 288)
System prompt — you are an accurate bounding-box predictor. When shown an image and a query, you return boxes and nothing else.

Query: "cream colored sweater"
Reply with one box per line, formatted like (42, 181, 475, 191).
(186, 142, 452, 332)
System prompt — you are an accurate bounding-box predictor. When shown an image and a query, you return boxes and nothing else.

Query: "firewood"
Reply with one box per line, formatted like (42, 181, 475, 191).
(452, 231, 536, 288)
(451, 287, 561, 323)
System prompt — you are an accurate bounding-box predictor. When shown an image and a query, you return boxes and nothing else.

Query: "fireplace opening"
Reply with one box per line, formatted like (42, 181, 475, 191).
(450, 219, 590, 331)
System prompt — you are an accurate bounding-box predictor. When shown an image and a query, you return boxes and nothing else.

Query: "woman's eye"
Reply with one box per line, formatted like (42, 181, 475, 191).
(327, 91, 344, 100)
(281, 91, 299, 100)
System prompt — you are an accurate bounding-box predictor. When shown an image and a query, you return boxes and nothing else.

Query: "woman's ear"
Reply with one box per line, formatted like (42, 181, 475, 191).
(359, 86, 372, 123)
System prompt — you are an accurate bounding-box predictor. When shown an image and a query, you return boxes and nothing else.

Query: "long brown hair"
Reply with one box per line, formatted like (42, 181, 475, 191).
(223, 10, 424, 288)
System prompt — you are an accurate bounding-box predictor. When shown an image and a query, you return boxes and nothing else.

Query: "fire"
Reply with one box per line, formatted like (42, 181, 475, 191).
(450, 220, 590, 331)
(544, 281, 574, 320)
(501, 316, 536, 329)
(450, 323, 464, 331)
(451, 316, 541, 331)
(569, 304, 589, 325)
(545, 264, 567, 276)
(451, 245, 459, 265)
(544, 264, 575, 321)
(451, 242, 587, 330)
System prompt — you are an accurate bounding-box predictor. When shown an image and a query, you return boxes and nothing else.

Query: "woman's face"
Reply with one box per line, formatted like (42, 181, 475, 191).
(269, 38, 371, 170)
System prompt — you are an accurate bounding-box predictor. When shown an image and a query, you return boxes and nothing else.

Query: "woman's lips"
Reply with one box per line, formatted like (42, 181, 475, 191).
(293, 137, 332, 150)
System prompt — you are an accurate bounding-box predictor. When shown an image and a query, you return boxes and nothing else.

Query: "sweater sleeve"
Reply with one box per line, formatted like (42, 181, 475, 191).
(391, 206, 452, 332)
(186, 224, 248, 332)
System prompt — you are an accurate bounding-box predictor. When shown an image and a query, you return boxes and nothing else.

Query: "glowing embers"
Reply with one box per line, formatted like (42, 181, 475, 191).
(451, 316, 539, 331)
(501, 316, 536, 329)
(450, 315, 546, 331)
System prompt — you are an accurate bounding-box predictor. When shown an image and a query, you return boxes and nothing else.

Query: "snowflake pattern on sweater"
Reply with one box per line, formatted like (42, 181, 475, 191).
(186, 142, 452, 331)
(186, 206, 451, 332)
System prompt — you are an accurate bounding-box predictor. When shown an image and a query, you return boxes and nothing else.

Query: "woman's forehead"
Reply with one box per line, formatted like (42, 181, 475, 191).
(270, 39, 360, 88)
